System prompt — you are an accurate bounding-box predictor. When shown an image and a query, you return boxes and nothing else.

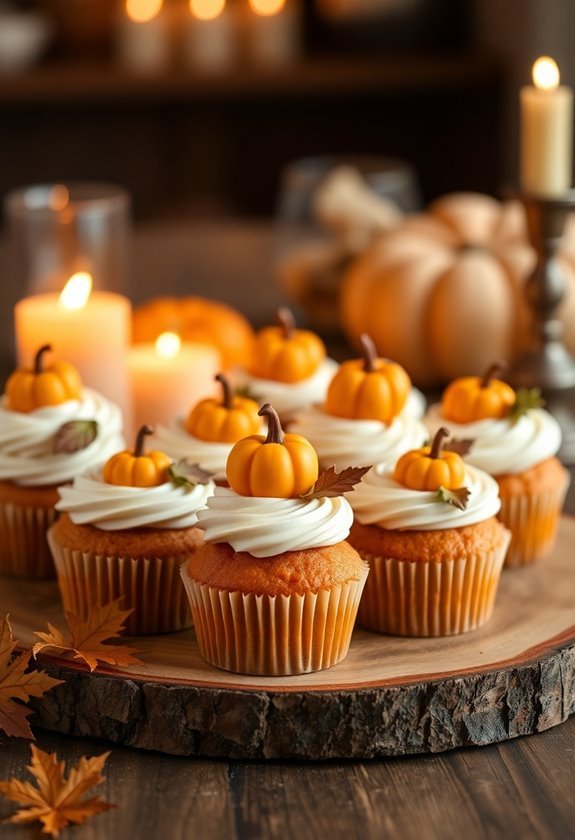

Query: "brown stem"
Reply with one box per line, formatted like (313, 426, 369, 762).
(259, 403, 284, 445)
(215, 373, 232, 409)
(34, 344, 52, 374)
(134, 424, 154, 457)
(480, 361, 507, 388)
(430, 427, 450, 459)
(277, 307, 295, 339)
(360, 334, 377, 372)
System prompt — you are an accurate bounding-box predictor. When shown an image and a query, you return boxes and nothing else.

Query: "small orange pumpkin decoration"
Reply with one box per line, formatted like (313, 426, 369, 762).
(249, 308, 326, 384)
(325, 334, 411, 423)
(227, 403, 319, 497)
(6, 344, 83, 413)
(132, 296, 255, 370)
(394, 427, 465, 491)
(103, 425, 172, 488)
(441, 362, 516, 424)
(185, 373, 260, 443)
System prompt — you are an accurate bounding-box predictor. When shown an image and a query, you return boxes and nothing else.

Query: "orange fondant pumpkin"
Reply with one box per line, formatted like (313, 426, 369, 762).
(441, 362, 516, 424)
(394, 427, 465, 491)
(249, 308, 326, 384)
(103, 425, 172, 487)
(6, 345, 82, 413)
(132, 297, 255, 370)
(227, 403, 318, 497)
(185, 373, 260, 443)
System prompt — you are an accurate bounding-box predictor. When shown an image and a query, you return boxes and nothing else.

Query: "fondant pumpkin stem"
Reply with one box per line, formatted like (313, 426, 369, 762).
(481, 361, 506, 389)
(215, 373, 232, 410)
(259, 403, 284, 445)
(430, 427, 450, 460)
(277, 307, 295, 339)
(360, 334, 377, 372)
(34, 344, 52, 375)
(134, 424, 154, 457)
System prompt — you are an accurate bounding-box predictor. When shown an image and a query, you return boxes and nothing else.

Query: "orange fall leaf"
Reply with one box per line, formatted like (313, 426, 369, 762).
(0, 743, 115, 838)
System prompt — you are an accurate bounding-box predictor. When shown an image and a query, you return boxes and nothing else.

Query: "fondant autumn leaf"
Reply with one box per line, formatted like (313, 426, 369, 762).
(33, 600, 143, 673)
(436, 485, 471, 511)
(508, 387, 545, 423)
(0, 743, 115, 838)
(0, 616, 63, 739)
(302, 465, 371, 500)
(53, 420, 98, 454)
(443, 438, 474, 457)
(168, 459, 214, 489)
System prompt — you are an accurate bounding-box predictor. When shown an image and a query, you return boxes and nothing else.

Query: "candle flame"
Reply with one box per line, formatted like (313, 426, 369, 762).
(58, 272, 93, 311)
(533, 56, 560, 91)
(126, 0, 163, 23)
(155, 331, 181, 359)
(249, 0, 285, 15)
(190, 0, 225, 21)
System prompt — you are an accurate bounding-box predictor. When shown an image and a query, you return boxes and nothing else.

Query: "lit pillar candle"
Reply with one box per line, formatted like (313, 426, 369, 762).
(128, 332, 220, 437)
(117, 0, 170, 74)
(246, 0, 300, 67)
(14, 272, 132, 424)
(186, 0, 235, 72)
(521, 56, 574, 197)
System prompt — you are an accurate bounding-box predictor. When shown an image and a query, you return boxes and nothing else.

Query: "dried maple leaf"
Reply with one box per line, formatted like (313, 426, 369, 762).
(508, 387, 545, 423)
(0, 743, 115, 837)
(33, 600, 143, 673)
(0, 616, 62, 740)
(444, 437, 474, 457)
(302, 465, 371, 500)
(168, 458, 215, 489)
(436, 485, 471, 511)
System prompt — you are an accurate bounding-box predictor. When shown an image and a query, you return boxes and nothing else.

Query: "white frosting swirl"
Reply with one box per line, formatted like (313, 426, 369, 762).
(56, 471, 215, 531)
(425, 404, 561, 474)
(235, 358, 339, 422)
(290, 406, 427, 471)
(349, 463, 500, 530)
(196, 486, 353, 557)
(405, 387, 426, 420)
(0, 389, 124, 487)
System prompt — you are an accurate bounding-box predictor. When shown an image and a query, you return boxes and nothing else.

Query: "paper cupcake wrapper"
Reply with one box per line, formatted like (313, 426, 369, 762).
(356, 530, 510, 637)
(48, 529, 193, 635)
(0, 501, 57, 579)
(181, 564, 369, 676)
(497, 469, 570, 567)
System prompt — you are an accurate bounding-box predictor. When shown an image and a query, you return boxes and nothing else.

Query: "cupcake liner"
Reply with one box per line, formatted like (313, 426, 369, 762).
(497, 469, 570, 567)
(356, 530, 510, 637)
(0, 501, 57, 579)
(48, 528, 192, 635)
(181, 564, 369, 675)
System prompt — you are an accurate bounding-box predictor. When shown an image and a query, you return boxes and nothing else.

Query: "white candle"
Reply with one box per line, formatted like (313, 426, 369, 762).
(117, 0, 170, 74)
(246, 0, 300, 67)
(186, 0, 235, 72)
(14, 272, 132, 425)
(128, 333, 220, 437)
(521, 56, 574, 197)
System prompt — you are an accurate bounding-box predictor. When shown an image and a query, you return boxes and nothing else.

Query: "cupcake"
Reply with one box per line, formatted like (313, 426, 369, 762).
(181, 403, 369, 675)
(291, 334, 427, 471)
(234, 307, 338, 423)
(48, 425, 215, 635)
(0, 344, 124, 579)
(152, 373, 263, 483)
(425, 363, 570, 567)
(348, 427, 510, 636)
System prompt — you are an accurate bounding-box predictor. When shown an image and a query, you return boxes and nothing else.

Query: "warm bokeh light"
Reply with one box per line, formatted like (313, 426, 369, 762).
(155, 331, 182, 359)
(48, 185, 69, 212)
(190, 0, 225, 21)
(533, 56, 560, 91)
(126, 0, 163, 23)
(58, 272, 93, 311)
(249, 0, 285, 15)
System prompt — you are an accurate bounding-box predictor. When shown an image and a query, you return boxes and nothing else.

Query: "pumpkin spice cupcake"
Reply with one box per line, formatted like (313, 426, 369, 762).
(152, 373, 263, 483)
(425, 363, 569, 567)
(348, 428, 510, 637)
(181, 403, 369, 675)
(234, 308, 338, 423)
(291, 334, 427, 471)
(49, 425, 215, 635)
(0, 344, 124, 578)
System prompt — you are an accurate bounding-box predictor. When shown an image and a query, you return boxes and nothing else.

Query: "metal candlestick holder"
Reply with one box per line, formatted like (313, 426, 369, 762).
(508, 191, 575, 462)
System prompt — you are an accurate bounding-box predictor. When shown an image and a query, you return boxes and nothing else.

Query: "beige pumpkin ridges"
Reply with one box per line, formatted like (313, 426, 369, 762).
(341, 193, 533, 387)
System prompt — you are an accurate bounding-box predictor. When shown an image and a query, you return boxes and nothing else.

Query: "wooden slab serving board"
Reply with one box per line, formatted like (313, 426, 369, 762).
(2, 518, 575, 760)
